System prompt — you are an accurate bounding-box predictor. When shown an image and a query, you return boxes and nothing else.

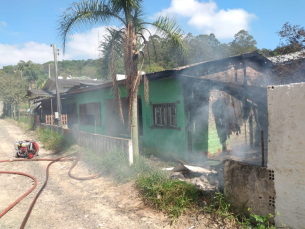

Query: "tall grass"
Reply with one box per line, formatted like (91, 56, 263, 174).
(36, 127, 69, 152)
(82, 149, 155, 183)
(136, 171, 204, 221)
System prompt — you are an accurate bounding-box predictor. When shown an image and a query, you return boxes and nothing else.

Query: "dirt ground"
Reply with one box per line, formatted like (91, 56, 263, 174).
(0, 119, 226, 229)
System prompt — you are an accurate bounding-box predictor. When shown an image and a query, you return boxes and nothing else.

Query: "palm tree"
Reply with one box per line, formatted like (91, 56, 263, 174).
(58, 0, 184, 159)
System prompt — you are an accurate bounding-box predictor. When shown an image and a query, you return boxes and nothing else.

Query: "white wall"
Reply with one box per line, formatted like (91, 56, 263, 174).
(268, 82, 305, 228)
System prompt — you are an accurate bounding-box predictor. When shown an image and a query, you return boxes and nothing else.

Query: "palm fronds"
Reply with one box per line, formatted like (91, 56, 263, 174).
(152, 16, 185, 50)
(58, 0, 125, 53)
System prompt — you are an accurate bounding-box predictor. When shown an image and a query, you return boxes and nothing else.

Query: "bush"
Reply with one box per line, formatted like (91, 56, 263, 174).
(136, 171, 204, 221)
(36, 127, 68, 152)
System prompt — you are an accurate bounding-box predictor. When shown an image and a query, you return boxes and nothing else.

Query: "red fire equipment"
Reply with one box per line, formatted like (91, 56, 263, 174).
(14, 140, 39, 159)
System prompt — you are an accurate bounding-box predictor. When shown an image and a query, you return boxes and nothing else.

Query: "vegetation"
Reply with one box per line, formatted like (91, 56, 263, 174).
(36, 127, 69, 152)
(82, 148, 154, 183)
(136, 171, 203, 220)
(0, 70, 28, 119)
(79, 146, 277, 227)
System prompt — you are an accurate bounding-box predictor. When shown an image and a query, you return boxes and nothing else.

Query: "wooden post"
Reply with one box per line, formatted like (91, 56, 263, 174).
(51, 99, 53, 115)
(234, 65, 238, 82)
(261, 130, 265, 167)
(52, 43, 62, 126)
(242, 59, 247, 85)
(249, 114, 253, 148)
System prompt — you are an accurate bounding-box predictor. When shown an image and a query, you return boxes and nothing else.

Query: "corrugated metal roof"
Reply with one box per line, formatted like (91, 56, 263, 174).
(42, 78, 105, 90)
(144, 50, 272, 78)
(28, 89, 52, 96)
(268, 51, 305, 64)
(27, 89, 53, 100)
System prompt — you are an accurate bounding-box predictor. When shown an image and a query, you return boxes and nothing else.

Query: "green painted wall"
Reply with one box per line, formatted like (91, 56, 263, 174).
(139, 78, 188, 160)
(64, 78, 188, 159)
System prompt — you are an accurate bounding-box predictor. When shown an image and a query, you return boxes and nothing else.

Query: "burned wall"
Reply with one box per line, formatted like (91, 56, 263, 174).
(197, 64, 270, 87)
(224, 160, 275, 220)
(183, 81, 211, 160)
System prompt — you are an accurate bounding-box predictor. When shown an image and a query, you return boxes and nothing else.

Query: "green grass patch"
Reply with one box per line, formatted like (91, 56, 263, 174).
(36, 127, 71, 153)
(136, 172, 277, 227)
(136, 171, 204, 221)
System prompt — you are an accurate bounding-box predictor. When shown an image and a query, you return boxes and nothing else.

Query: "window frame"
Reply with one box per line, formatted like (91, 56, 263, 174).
(151, 102, 180, 130)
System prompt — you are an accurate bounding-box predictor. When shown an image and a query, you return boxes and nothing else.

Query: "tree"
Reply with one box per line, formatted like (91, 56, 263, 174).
(0, 71, 28, 119)
(275, 22, 305, 55)
(16, 60, 41, 87)
(272, 23, 305, 84)
(58, 0, 184, 159)
(229, 30, 257, 55)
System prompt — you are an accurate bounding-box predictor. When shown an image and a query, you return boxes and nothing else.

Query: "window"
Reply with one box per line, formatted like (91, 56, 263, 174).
(153, 103, 177, 128)
(79, 102, 101, 126)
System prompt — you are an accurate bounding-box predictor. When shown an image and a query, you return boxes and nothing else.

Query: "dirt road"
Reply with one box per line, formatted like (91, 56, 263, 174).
(0, 119, 217, 229)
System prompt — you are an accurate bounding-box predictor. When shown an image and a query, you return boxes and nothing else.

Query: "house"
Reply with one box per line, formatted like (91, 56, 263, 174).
(267, 51, 305, 85)
(31, 51, 272, 162)
(28, 78, 105, 125)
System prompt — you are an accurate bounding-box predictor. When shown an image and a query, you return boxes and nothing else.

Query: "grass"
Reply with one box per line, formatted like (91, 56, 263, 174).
(36, 127, 71, 153)
(136, 171, 204, 221)
(81, 147, 277, 227)
(82, 148, 155, 183)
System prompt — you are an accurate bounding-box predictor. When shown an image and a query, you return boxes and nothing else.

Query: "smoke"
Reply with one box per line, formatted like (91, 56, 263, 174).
(175, 58, 271, 167)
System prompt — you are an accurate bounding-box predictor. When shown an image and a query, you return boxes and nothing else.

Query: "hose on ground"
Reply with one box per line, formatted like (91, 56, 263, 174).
(68, 155, 100, 180)
(0, 171, 37, 218)
(20, 155, 66, 229)
(0, 152, 100, 229)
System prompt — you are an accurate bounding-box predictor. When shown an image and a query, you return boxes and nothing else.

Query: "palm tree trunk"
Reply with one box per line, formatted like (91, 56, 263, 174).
(131, 88, 139, 159)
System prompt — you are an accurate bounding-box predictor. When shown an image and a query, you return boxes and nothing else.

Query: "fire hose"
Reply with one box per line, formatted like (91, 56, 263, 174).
(0, 153, 100, 229)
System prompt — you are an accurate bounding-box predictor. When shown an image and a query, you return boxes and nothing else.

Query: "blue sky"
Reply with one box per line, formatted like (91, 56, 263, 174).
(0, 0, 304, 67)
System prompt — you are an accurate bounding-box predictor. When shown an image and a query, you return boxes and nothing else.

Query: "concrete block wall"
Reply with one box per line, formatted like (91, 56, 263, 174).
(267, 83, 305, 228)
(224, 160, 275, 221)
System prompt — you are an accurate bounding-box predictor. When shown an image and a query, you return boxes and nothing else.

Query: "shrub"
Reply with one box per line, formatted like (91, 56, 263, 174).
(136, 171, 204, 221)
(36, 127, 68, 152)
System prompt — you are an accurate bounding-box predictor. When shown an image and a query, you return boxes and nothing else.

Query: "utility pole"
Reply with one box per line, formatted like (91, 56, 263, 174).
(51, 43, 62, 126)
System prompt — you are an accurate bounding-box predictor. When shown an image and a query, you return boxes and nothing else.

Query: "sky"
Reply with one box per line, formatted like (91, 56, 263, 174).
(0, 0, 304, 68)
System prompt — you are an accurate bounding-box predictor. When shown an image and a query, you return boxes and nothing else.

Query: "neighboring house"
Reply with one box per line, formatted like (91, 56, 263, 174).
(30, 51, 272, 162)
(268, 51, 305, 84)
(27, 78, 105, 125)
